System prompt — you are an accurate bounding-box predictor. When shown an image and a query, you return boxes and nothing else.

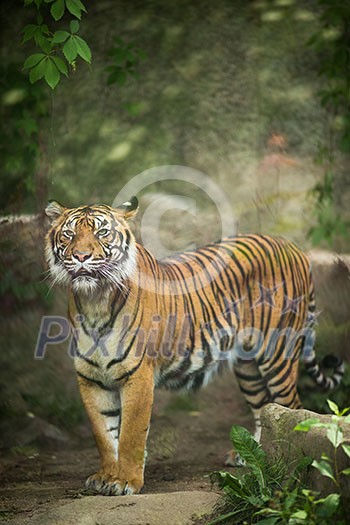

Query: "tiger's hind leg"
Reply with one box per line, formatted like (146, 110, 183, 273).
(258, 338, 304, 410)
(261, 359, 302, 409)
(229, 340, 304, 466)
(225, 359, 271, 467)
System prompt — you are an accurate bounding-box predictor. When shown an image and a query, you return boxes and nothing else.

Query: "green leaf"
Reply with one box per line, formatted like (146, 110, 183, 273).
(113, 47, 127, 65)
(230, 425, 266, 466)
(108, 69, 126, 86)
(39, 23, 50, 35)
(65, 0, 86, 19)
(301, 488, 312, 497)
(341, 443, 350, 458)
(284, 488, 299, 511)
(51, 0, 65, 20)
(51, 30, 70, 44)
(294, 418, 320, 432)
(208, 508, 250, 525)
(126, 49, 138, 63)
(316, 493, 340, 518)
(23, 53, 45, 69)
(327, 399, 339, 415)
(75, 0, 87, 12)
(312, 460, 336, 483)
(22, 24, 38, 43)
(29, 59, 47, 83)
(70, 19, 80, 33)
(52, 56, 68, 76)
(210, 471, 247, 498)
(35, 32, 52, 53)
(230, 426, 267, 488)
(63, 36, 78, 63)
(44, 58, 60, 89)
(255, 519, 279, 525)
(292, 456, 313, 479)
(341, 468, 350, 475)
(73, 35, 91, 63)
(327, 424, 343, 448)
(17, 116, 38, 136)
(290, 510, 307, 519)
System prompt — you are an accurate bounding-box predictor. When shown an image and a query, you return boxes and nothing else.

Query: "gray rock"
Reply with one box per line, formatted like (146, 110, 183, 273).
(14, 416, 70, 447)
(7, 491, 220, 525)
(309, 250, 350, 329)
(260, 403, 350, 495)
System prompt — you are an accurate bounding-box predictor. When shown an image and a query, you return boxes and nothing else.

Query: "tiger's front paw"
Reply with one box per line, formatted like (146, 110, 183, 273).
(85, 470, 143, 496)
(224, 449, 246, 467)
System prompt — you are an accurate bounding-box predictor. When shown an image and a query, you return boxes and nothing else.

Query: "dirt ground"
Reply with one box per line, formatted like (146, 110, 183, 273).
(0, 372, 252, 523)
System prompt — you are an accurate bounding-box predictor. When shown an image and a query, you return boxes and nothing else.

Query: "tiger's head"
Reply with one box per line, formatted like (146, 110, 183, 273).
(45, 197, 139, 294)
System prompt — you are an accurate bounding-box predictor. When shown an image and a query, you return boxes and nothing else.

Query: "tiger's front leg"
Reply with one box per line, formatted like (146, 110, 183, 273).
(116, 362, 154, 495)
(78, 363, 154, 496)
(77, 376, 121, 495)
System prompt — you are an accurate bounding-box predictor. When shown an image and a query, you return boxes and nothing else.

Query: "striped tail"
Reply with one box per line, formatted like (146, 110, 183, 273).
(303, 280, 344, 391)
(304, 353, 344, 391)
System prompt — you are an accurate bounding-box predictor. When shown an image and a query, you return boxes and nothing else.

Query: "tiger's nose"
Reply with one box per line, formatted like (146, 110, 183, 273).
(73, 250, 92, 262)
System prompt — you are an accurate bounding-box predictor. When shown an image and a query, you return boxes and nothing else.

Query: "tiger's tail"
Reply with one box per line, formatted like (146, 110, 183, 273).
(302, 280, 344, 391)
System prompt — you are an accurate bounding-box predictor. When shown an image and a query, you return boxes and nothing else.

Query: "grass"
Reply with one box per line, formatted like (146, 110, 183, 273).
(164, 392, 199, 414)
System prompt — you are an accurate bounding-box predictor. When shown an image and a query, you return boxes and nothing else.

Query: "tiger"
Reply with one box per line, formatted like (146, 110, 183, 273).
(45, 196, 344, 496)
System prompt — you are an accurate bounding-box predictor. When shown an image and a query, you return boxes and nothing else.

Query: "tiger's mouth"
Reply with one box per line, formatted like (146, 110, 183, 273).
(71, 268, 94, 277)
(64, 257, 126, 290)
(48, 243, 136, 294)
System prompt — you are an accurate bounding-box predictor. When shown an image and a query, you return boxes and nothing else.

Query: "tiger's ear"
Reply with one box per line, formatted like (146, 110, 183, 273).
(115, 196, 139, 220)
(45, 200, 66, 222)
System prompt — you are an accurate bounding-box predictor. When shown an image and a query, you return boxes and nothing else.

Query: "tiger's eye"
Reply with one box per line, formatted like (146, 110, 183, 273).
(63, 229, 75, 238)
(97, 228, 109, 237)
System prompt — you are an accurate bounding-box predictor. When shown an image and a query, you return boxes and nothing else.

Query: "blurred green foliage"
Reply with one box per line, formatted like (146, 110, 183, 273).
(164, 392, 198, 414)
(307, 1, 350, 154)
(0, 64, 48, 212)
(21, 392, 85, 429)
(299, 321, 350, 413)
(106, 37, 146, 87)
(308, 171, 349, 247)
(308, 0, 350, 248)
(105, 37, 148, 117)
(0, 233, 52, 312)
(300, 363, 350, 415)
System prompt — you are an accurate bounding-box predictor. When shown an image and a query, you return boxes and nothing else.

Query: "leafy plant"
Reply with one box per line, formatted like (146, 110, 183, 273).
(210, 414, 349, 525)
(209, 425, 302, 524)
(22, 0, 91, 89)
(294, 399, 350, 490)
(105, 37, 146, 87)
